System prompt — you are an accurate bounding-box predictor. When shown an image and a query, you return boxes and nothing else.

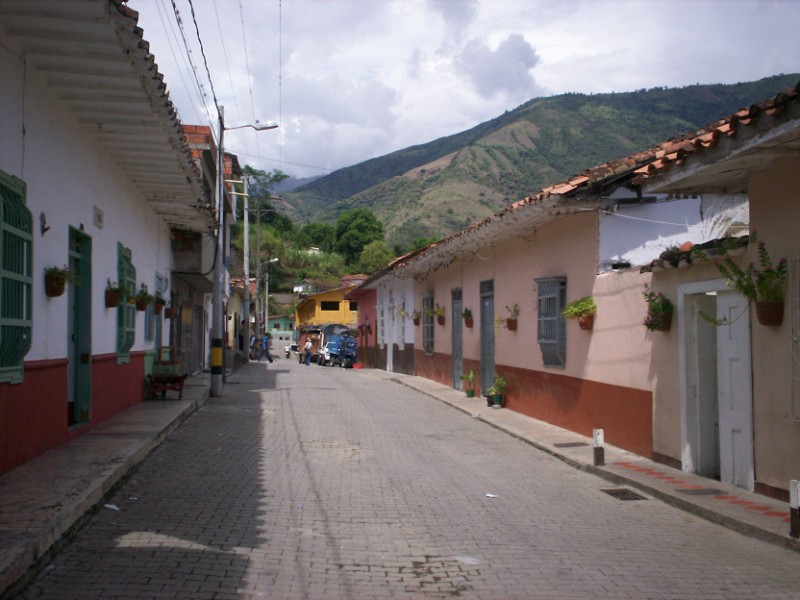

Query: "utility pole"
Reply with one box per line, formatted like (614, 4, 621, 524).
(241, 176, 250, 359)
(210, 107, 226, 397)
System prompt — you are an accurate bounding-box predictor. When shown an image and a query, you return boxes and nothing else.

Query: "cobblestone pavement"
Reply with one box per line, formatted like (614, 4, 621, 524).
(18, 360, 800, 599)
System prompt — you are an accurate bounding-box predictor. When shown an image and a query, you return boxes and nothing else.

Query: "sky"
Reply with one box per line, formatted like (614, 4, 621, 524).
(134, 0, 800, 182)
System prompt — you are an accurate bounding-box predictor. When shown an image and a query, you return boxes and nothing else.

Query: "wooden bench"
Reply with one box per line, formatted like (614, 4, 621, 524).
(147, 346, 188, 400)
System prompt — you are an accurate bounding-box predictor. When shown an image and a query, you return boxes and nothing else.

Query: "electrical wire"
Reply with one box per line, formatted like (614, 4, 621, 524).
(155, 0, 210, 125)
(186, 0, 221, 120)
(168, 0, 216, 127)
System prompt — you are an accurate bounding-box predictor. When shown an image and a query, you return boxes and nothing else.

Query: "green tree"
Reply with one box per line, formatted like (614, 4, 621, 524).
(296, 223, 335, 253)
(358, 240, 395, 274)
(335, 208, 384, 266)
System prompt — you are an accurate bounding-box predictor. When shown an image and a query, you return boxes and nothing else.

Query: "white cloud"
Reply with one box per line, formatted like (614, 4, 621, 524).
(135, 0, 800, 179)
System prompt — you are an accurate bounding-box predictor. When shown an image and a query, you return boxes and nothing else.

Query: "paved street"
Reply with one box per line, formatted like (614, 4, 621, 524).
(18, 359, 800, 599)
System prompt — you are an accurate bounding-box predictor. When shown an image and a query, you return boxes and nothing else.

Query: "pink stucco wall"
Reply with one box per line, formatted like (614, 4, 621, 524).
(412, 212, 656, 456)
(748, 156, 800, 495)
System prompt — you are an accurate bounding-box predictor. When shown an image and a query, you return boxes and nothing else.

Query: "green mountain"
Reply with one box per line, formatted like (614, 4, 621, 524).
(283, 74, 799, 249)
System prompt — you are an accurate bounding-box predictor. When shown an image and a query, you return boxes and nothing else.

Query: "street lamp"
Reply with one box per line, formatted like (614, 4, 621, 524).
(262, 257, 279, 342)
(211, 106, 278, 397)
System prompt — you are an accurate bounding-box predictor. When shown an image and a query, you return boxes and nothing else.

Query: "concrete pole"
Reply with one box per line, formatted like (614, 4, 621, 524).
(211, 107, 225, 397)
(242, 176, 250, 360)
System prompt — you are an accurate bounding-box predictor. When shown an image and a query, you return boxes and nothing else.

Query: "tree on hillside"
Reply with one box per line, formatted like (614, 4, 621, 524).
(296, 223, 335, 253)
(358, 240, 395, 275)
(335, 208, 384, 266)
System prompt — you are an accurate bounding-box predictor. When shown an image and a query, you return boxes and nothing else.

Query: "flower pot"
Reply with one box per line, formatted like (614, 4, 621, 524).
(465, 389, 475, 398)
(45, 274, 66, 298)
(490, 394, 503, 408)
(105, 289, 121, 308)
(154, 302, 165, 316)
(578, 313, 594, 330)
(755, 301, 783, 327)
(437, 315, 445, 326)
(135, 299, 149, 311)
(464, 317, 474, 328)
(505, 318, 517, 331)
(647, 312, 672, 332)
(413, 318, 420, 326)
(164, 307, 174, 319)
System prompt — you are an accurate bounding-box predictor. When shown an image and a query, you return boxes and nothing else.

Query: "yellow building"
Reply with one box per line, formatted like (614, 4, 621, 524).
(295, 285, 359, 329)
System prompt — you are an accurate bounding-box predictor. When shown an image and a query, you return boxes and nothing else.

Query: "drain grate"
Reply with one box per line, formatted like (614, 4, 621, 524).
(554, 442, 590, 448)
(676, 488, 725, 496)
(601, 488, 648, 501)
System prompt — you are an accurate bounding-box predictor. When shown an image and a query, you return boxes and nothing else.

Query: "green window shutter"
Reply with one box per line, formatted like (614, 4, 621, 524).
(0, 171, 33, 383)
(535, 277, 566, 368)
(116, 243, 136, 363)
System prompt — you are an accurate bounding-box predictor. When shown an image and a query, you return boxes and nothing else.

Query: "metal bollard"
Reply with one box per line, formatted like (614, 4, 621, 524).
(790, 480, 800, 538)
(593, 428, 605, 466)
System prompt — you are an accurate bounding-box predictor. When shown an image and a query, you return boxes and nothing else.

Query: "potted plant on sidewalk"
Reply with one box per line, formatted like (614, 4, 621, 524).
(460, 368, 476, 397)
(486, 373, 506, 408)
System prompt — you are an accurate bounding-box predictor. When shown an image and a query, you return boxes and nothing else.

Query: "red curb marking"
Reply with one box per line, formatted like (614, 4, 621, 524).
(745, 505, 773, 511)
(765, 511, 788, 518)
(730, 500, 754, 505)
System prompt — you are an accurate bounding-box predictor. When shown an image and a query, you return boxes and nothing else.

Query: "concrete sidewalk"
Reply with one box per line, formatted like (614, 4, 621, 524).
(362, 370, 800, 555)
(2, 366, 798, 597)
(0, 373, 210, 598)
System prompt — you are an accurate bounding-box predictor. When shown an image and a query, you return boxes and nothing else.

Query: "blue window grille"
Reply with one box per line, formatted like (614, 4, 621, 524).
(535, 277, 566, 368)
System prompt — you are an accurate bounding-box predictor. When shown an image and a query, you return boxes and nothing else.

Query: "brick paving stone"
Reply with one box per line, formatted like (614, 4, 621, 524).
(15, 361, 800, 599)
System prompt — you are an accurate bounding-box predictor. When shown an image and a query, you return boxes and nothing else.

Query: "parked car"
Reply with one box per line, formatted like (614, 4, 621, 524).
(317, 333, 358, 367)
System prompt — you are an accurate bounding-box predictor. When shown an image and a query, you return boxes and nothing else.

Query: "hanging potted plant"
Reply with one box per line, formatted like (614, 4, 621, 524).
(563, 296, 597, 330)
(105, 279, 123, 308)
(164, 304, 175, 319)
(460, 368, 476, 397)
(412, 310, 421, 326)
(462, 307, 473, 328)
(427, 303, 445, 326)
(486, 373, 507, 408)
(700, 232, 787, 326)
(44, 265, 78, 298)
(153, 295, 167, 315)
(135, 283, 154, 311)
(505, 304, 520, 331)
(643, 284, 673, 331)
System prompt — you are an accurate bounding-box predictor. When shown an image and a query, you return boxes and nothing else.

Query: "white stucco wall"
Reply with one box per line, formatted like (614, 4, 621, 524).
(599, 195, 749, 269)
(1, 48, 175, 361)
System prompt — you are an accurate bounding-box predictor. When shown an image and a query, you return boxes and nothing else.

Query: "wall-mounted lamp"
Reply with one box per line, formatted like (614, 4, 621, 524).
(39, 212, 50, 236)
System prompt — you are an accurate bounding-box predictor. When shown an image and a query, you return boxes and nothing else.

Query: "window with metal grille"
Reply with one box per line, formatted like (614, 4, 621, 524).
(0, 171, 32, 384)
(422, 295, 434, 354)
(535, 277, 566, 368)
(116, 243, 136, 364)
(321, 300, 339, 311)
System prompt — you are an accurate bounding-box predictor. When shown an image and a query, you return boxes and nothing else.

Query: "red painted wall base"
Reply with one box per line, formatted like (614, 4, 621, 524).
(0, 352, 146, 475)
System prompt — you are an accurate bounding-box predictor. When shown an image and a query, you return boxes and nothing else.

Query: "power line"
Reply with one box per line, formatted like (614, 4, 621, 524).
(168, 0, 215, 127)
(186, 0, 221, 118)
(155, 0, 208, 125)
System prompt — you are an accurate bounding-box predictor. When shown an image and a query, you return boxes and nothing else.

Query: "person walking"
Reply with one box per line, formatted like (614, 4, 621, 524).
(304, 338, 313, 365)
(258, 333, 273, 363)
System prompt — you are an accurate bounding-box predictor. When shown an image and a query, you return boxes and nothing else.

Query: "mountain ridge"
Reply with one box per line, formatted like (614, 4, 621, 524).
(282, 74, 799, 249)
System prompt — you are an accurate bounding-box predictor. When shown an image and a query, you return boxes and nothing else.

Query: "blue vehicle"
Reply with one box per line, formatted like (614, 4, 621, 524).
(317, 333, 358, 367)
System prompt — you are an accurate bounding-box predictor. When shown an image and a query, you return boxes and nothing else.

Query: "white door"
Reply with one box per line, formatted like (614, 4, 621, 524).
(716, 291, 754, 491)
